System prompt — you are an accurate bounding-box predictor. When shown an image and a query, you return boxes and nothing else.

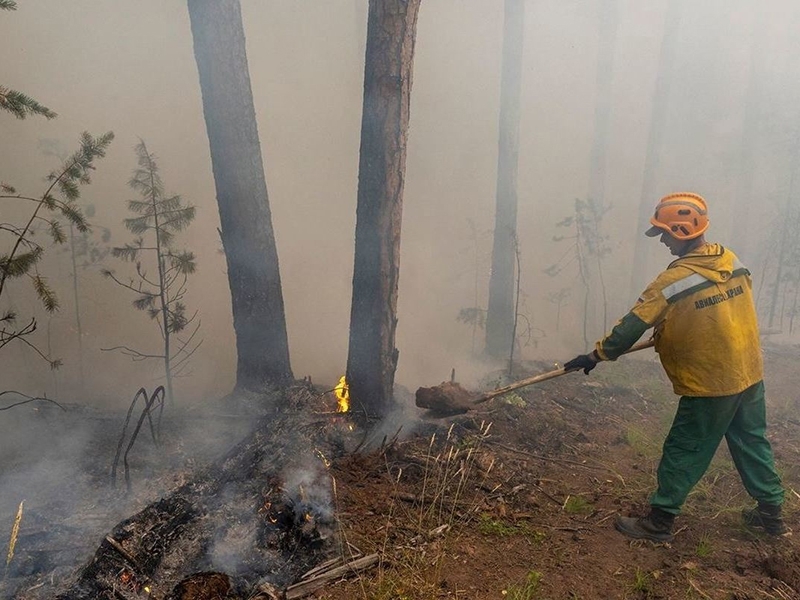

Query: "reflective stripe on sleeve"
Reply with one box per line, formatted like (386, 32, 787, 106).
(662, 273, 709, 303)
(661, 267, 751, 305)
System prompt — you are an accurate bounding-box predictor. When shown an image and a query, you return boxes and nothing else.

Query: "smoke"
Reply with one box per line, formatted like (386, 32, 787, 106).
(3, 0, 800, 522)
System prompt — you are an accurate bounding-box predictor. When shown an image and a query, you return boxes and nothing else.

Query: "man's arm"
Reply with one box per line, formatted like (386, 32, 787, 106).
(594, 312, 651, 360)
(565, 275, 669, 373)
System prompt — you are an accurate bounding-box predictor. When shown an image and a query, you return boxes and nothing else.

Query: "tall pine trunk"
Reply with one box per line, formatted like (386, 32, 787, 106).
(187, 0, 292, 391)
(729, 9, 765, 263)
(629, 0, 683, 298)
(767, 132, 800, 329)
(68, 223, 85, 392)
(485, 0, 525, 359)
(346, 0, 421, 418)
(587, 0, 617, 209)
(587, 0, 617, 334)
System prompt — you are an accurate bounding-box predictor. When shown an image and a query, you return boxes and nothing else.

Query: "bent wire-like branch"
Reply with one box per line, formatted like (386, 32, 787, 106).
(0, 390, 66, 412)
(110, 386, 165, 492)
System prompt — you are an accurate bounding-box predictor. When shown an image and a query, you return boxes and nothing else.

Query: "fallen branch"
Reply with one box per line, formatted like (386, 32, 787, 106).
(0, 391, 66, 412)
(3, 501, 24, 581)
(688, 578, 713, 600)
(284, 553, 379, 599)
(298, 555, 356, 581)
(103, 535, 156, 584)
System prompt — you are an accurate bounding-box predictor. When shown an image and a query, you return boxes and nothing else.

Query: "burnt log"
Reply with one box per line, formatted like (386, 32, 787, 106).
(165, 572, 231, 600)
(52, 401, 344, 600)
(414, 381, 473, 414)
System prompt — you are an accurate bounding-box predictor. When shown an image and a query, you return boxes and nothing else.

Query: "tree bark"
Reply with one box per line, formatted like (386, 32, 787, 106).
(485, 0, 525, 359)
(767, 131, 800, 330)
(729, 9, 765, 264)
(187, 0, 292, 392)
(586, 0, 617, 336)
(628, 0, 683, 298)
(346, 0, 421, 418)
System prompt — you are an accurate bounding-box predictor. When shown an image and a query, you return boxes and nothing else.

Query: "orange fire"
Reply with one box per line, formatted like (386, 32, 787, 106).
(334, 376, 350, 413)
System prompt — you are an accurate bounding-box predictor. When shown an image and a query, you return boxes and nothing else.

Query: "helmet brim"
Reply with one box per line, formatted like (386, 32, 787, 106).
(645, 225, 665, 237)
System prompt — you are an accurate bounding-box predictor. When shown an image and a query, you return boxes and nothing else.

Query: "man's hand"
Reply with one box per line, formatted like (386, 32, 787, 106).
(564, 351, 600, 375)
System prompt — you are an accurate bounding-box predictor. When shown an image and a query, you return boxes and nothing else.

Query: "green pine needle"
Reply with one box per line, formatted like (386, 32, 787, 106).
(48, 220, 66, 244)
(133, 293, 155, 311)
(0, 87, 56, 119)
(170, 251, 196, 274)
(1, 247, 43, 278)
(33, 275, 59, 312)
(111, 244, 141, 262)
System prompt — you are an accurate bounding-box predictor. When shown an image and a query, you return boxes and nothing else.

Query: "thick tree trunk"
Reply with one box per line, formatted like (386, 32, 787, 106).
(346, 0, 421, 418)
(187, 0, 293, 392)
(485, 0, 525, 359)
(729, 10, 765, 264)
(767, 133, 800, 329)
(586, 0, 617, 336)
(629, 0, 683, 298)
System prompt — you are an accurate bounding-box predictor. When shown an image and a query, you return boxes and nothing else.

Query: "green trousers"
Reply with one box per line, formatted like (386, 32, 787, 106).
(650, 380, 784, 514)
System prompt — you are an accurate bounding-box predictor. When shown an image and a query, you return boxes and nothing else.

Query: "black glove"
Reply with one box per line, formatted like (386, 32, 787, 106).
(564, 351, 599, 375)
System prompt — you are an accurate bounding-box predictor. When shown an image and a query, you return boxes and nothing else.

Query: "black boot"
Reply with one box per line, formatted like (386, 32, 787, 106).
(742, 503, 787, 536)
(615, 507, 675, 542)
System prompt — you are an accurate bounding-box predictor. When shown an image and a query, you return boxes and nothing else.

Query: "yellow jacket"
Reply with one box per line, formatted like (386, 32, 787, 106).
(596, 243, 763, 396)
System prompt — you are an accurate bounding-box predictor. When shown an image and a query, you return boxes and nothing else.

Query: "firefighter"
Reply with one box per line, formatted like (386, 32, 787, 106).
(564, 193, 786, 542)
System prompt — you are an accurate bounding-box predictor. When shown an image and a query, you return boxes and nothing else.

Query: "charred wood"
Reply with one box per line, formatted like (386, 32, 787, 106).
(51, 400, 345, 600)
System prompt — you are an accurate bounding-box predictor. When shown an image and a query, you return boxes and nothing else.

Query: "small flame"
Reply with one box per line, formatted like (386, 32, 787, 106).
(315, 449, 331, 468)
(334, 375, 350, 413)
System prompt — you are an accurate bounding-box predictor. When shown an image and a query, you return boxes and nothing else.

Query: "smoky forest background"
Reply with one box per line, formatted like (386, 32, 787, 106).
(3, 0, 800, 597)
(5, 0, 800, 409)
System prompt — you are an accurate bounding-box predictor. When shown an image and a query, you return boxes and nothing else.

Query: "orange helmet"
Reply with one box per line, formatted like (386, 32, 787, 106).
(645, 193, 709, 240)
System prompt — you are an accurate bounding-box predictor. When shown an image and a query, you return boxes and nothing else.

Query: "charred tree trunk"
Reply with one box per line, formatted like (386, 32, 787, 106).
(346, 0, 422, 418)
(485, 0, 525, 359)
(628, 0, 683, 298)
(187, 0, 293, 392)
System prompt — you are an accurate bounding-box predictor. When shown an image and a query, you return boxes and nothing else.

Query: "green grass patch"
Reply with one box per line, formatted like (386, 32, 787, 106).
(629, 567, 651, 595)
(504, 570, 543, 600)
(695, 534, 713, 558)
(478, 515, 546, 543)
(624, 425, 660, 458)
(563, 495, 593, 515)
(479, 514, 519, 536)
(501, 392, 527, 408)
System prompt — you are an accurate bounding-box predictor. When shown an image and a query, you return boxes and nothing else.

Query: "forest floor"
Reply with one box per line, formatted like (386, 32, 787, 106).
(317, 345, 800, 600)
(2, 344, 800, 600)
